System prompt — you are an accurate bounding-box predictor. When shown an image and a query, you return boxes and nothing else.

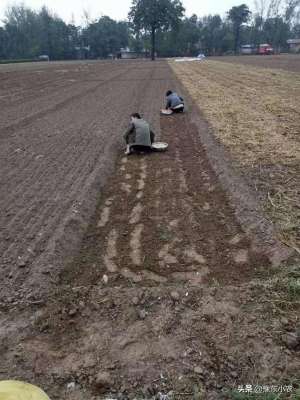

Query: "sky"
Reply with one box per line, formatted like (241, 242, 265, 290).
(0, 0, 254, 25)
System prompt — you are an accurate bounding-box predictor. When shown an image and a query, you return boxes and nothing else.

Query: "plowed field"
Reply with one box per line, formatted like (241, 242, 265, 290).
(1, 60, 299, 400)
(0, 60, 170, 300)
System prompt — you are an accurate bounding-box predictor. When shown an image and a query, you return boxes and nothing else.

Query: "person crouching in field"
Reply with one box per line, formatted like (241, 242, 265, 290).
(123, 113, 155, 155)
(164, 90, 184, 114)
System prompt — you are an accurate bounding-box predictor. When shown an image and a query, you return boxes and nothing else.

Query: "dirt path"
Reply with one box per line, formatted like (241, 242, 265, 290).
(2, 110, 299, 399)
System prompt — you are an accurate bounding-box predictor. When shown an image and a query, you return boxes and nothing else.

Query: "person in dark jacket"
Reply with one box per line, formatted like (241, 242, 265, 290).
(165, 90, 184, 113)
(123, 113, 155, 155)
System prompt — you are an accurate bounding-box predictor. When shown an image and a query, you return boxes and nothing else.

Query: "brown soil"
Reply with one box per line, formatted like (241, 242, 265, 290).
(1, 61, 299, 400)
(0, 60, 169, 301)
(210, 54, 300, 73)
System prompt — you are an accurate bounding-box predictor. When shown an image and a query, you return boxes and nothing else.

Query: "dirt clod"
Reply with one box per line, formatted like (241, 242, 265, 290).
(170, 291, 180, 302)
(132, 296, 139, 305)
(233, 249, 249, 264)
(17, 258, 27, 268)
(67, 382, 76, 391)
(94, 371, 112, 393)
(137, 309, 147, 320)
(69, 308, 77, 317)
(280, 317, 289, 326)
(281, 332, 300, 349)
(194, 366, 204, 375)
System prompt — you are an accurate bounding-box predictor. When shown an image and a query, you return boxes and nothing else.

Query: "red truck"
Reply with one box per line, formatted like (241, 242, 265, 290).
(258, 43, 274, 55)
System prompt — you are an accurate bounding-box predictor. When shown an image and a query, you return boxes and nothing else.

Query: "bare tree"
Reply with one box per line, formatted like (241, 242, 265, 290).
(284, 0, 300, 23)
(82, 8, 91, 27)
(266, 0, 283, 18)
(254, 0, 268, 19)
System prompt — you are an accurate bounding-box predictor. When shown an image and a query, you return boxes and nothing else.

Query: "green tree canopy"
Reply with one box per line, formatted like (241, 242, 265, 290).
(264, 16, 290, 51)
(0, 0, 299, 61)
(228, 4, 251, 54)
(1, 5, 79, 60)
(84, 17, 129, 58)
(128, 0, 185, 60)
(200, 15, 225, 55)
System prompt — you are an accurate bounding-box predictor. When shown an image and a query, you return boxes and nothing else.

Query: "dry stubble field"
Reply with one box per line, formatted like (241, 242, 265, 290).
(171, 57, 300, 251)
(211, 54, 300, 73)
(0, 59, 300, 400)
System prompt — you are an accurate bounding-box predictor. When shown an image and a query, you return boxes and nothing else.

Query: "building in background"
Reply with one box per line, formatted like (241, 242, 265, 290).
(240, 44, 256, 54)
(240, 43, 274, 55)
(258, 44, 274, 55)
(116, 47, 150, 59)
(287, 39, 300, 53)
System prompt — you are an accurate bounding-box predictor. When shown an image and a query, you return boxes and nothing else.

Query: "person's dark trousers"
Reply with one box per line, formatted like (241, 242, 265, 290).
(171, 106, 184, 113)
(150, 131, 155, 143)
(131, 145, 153, 153)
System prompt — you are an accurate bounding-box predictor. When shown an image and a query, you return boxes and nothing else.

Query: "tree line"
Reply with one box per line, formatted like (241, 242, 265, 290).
(0, 0, 299, 61)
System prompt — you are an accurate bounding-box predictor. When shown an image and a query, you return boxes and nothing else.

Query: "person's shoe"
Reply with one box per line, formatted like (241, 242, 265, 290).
(125, 145, 131, 155)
